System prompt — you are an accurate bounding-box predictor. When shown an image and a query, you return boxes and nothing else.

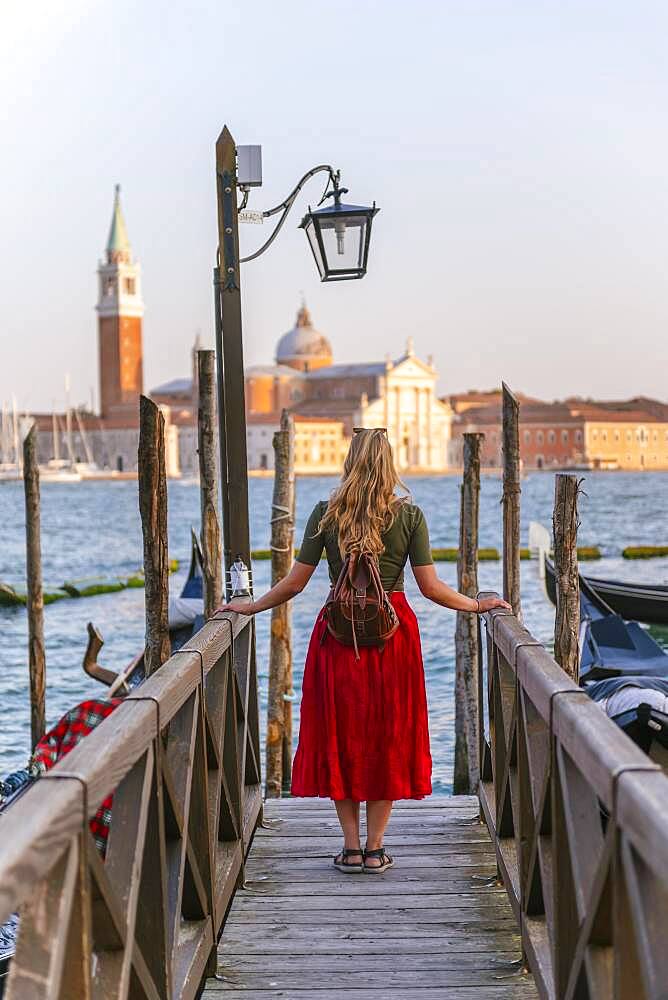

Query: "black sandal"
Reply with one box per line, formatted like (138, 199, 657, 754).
(333, 848, 364, 874)
(363, 847, 394, 874)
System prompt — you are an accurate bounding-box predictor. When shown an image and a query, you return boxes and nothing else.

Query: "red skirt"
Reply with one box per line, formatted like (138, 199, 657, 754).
(291, 592, 432, 801)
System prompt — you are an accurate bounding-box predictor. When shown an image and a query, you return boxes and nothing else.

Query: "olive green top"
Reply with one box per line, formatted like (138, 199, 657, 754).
(295, 500, 433, 592)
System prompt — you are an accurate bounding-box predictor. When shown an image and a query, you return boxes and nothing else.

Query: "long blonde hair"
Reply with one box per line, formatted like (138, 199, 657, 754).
(319, 429, 408, 558)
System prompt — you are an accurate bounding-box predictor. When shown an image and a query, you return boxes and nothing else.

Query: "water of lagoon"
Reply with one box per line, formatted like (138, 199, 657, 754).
(1, 472, 668, 793)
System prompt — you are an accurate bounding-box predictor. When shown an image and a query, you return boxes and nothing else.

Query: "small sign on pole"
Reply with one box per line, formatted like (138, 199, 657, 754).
(238, 210, 264, 225)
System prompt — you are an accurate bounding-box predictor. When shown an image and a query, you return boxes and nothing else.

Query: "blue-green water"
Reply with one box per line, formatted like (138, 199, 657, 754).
(1, 472, 668, 792)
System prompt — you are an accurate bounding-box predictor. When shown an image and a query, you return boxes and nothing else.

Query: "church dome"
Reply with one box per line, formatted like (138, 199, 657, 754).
(275, 305, 333, 372)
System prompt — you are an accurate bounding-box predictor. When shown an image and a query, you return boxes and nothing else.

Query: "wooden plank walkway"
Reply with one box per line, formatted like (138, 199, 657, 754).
(203, 797, 538, 999)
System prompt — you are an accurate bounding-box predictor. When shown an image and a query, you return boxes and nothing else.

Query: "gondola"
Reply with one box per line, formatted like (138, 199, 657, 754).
(0, 530, 205, 994)
(529, 520, 668, 627)
(531, 522, 668, 767)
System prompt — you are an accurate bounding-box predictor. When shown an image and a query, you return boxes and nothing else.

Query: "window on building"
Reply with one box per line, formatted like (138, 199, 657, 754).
(524, 430, 531, 444)
(614, 430, 620, 441)
(537, 431, 544, 445)
(654, 431, 658, 442)
(592, 429, 598, 440)
(548, 430, 556, 444)
(627, 430, 632, 442)
(123, 277, 136, 295)
(562, 430, 569, 443)
(259, 453, 268, 470)
(602, 430, 607, 442)
(104, 277, 116, 296)
(575, 430, 582, 443)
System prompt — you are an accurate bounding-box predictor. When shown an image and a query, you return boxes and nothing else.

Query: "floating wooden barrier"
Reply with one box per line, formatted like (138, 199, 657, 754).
(0, 561, 180, 608)
(623, 545, 668, 559)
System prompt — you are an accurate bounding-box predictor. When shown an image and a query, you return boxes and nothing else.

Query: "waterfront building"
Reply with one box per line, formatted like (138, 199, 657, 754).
(448, 391, 668, 470)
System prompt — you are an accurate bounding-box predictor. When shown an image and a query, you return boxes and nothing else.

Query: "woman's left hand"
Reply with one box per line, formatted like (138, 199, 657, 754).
(215, 599, 256, 615)
(478, 595, 512, 613)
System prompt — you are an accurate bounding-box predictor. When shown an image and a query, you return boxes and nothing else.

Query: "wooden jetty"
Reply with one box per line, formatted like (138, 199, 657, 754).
(208, 797, 536, 999)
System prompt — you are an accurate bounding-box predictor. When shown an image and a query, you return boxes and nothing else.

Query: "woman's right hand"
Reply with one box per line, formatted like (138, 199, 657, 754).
(478, 595, 512, 614)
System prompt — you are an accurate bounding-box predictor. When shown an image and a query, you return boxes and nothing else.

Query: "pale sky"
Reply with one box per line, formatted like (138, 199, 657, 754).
(2, 0, 668, 413)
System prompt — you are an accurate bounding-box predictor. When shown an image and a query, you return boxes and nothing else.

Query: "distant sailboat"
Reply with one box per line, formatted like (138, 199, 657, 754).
(0, 399, 22, 482)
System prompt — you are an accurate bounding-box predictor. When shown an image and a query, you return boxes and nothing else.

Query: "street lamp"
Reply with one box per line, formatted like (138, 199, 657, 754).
(300, 172, 378, 282)
(213, 127, 379, 599)
(237, 162, 379, 282)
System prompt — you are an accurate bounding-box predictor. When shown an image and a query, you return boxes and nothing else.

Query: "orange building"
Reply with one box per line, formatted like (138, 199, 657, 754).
(447, 391, 668, 471)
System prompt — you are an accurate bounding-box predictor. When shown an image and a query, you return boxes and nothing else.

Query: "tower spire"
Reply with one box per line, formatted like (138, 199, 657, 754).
(106, 184, 131, 263)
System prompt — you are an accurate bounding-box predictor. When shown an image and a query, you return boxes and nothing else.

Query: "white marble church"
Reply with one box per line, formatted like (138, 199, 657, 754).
(245, 306, 453, 474)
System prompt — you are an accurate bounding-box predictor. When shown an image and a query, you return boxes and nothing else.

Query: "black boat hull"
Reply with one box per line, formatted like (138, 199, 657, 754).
(544, 557, 668, 627)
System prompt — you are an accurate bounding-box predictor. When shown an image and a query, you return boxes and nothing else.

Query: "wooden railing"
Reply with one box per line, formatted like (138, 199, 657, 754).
(0, 611, 261, 1000)
(478, 598, 668, 1000)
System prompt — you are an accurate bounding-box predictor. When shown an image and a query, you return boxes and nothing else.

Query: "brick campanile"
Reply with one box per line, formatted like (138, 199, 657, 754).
(96, 185, 144, 418)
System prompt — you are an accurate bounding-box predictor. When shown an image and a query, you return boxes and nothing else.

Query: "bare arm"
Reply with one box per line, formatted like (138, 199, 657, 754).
(411, 564, 512, 614)
(216, 560, 317, 616)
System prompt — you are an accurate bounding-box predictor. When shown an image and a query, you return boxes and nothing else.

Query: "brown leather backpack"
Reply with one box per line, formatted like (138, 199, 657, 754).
(323, 552, 400, 659)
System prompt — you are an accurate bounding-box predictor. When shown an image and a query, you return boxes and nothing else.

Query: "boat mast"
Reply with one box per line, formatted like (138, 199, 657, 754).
(74, 408, 95, 465)
(11, 396, 21, 474)
(52, 401, 60, 462)
(64, 375, 75, 464)
(0, 401, 8, 465)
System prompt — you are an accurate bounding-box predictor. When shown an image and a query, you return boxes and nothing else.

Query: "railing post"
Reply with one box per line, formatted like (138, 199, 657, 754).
(138, 395, 170, 676)
(502, 382, 522, 620)
(265, 410, 295, 798)
(553, 473, 580, 681)
(197, 349, 223, 618)
(454, 432, 483, 794)
(23, 424, 46, 747)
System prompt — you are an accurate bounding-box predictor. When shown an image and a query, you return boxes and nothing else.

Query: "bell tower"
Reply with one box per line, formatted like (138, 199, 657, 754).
(96, 185, 144, 417)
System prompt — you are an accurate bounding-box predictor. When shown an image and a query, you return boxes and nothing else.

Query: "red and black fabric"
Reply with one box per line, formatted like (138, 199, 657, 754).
(292, 593, 432, 801)
(32, 698, 121, 855)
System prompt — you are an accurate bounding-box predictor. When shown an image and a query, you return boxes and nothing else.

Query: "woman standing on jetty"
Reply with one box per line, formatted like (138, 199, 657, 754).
(218, 428, 510, 873)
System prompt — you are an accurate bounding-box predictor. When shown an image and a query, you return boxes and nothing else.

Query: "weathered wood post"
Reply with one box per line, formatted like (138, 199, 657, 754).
(138, 395, 171, 676)
(454, 432, 483, 794)
(553, 473, 580, 681)
(197, 349, 223, 618)
(265, 410, 295, 798)
(502, 382, 522, 620)
(282, 434, 297, 794)
(23, 425, 46, 747)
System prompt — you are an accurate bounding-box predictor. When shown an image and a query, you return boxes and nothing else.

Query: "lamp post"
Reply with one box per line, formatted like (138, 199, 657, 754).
(214, 125, 379, 600)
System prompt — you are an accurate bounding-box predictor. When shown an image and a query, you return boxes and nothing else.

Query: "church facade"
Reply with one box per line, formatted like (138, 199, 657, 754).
(246, 306, 453, 473)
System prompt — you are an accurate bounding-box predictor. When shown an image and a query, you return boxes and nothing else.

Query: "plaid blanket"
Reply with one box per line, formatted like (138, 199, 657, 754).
(32, 698, 121, 855)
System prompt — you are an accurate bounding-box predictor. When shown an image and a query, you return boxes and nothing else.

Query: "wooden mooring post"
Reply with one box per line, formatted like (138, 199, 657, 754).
(553, 473, 580, 681)
(265, 410, 295, 798)
(197, 349, 223, 618)
(502, 382, 522, 619)
(138, 395, 170, 676)
(23, 425, 46, 747)
(454, 432, 483, 795)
